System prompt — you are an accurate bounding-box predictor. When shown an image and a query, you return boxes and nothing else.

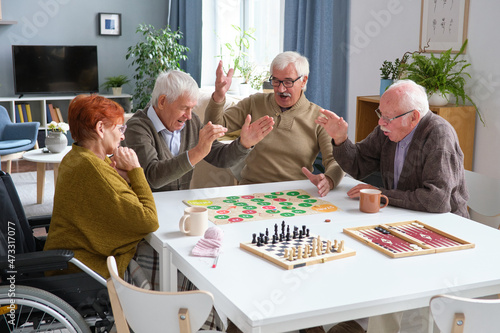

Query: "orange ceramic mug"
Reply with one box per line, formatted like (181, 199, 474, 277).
(359, 189, 389, 213)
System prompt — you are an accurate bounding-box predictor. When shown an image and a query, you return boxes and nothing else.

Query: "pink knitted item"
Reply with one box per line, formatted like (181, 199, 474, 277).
(191, 227, 224, 257)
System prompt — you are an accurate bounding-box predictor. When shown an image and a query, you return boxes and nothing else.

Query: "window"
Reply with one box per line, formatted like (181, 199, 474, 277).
(201, 0, 283, 87)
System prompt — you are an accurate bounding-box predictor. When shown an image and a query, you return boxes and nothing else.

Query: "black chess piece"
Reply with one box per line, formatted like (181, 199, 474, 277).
(306, 228, 310, 237)
(302, 225, 306, 234)
(266, 228, 269, 237)
(279, 234, 283, 242)
(264, 236, 269, 244)
(252, 233, 257, 244)
(272, 235, 277, 244)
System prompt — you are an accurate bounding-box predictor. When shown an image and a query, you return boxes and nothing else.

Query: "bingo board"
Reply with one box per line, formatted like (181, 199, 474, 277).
(343, 220, 474, 258)
(240, 222, 356, 270)
(183, 189, 338, 225)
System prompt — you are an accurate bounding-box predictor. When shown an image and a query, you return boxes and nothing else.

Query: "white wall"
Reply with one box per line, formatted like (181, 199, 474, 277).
(348, 0, 500, 180)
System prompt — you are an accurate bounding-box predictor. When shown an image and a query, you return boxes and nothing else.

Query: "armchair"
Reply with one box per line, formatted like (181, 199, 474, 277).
(0, 105, 39, 173)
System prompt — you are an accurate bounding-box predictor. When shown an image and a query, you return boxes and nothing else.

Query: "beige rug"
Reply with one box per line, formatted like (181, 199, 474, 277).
(10, 171, 54, 217)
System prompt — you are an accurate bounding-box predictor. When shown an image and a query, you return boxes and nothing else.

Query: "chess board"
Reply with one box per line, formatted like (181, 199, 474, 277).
(240, 223, 356, 270)
(343, 220, 475, 258)
(183, 189, 338, 225)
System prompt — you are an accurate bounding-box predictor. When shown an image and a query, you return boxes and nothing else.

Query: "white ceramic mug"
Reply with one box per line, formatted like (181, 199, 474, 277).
(179, 207, 209, 236)
(359, 189, 389, 213)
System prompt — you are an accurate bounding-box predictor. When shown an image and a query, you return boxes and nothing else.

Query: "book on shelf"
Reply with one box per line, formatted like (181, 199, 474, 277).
(46, 103, 53, 123)
(25, 104, 33, 122)
(55, 107, 63, 122)
(21, 104, 28, 123)
(48, 103, 59, 122)
(16, 104, 24, 123)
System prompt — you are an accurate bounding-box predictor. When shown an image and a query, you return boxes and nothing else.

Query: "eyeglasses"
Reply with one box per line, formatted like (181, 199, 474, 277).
(375, 108, 414, 123)
(269, 76, 303, 88)
(116, 124, 127, 134)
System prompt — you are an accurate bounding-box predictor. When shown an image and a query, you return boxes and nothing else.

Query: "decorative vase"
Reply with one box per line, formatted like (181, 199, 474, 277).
(45, 131, 68, 153)
(380, 79, 394, 96)
(112, 87, 123, 96)
(428, 91, 450, 106)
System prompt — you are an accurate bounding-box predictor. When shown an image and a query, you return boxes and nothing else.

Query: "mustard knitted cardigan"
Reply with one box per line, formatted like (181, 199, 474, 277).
(44, 144, 158, 279)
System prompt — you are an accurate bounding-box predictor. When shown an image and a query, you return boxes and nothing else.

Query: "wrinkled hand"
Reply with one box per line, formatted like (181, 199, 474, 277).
(315, 109, 349, 145)
(195, 121, 228, 157)
(110, 146, 140, 182)
(213, 60, 234, 103)
(302, 167, 333, 197)
(239, 115, 274, 148)
(346, 183, 379, 199)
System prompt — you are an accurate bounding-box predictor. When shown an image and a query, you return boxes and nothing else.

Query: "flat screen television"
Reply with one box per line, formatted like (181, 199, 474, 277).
(12, 45, 99, 96)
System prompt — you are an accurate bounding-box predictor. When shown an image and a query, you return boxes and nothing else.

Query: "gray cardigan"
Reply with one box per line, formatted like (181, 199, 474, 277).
(333, 112, 469, 217)
(124, 108, 251, 191)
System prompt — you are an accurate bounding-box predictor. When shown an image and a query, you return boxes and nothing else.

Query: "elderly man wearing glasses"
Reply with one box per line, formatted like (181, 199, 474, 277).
(315, 79, 469, 333)
(206, 51, 344, 196)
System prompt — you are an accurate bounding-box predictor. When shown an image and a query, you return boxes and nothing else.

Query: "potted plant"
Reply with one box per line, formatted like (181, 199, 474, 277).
(126, 24, 189, 110)
(46, 121, 69, 153)
(379, 57, 406, 96)
(101, 75, 130, 96)
(402, 39, 484, 124)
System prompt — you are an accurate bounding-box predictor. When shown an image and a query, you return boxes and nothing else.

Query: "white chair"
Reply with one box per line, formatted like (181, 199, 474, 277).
(464, 170, 500, 229)
(106, 256, 222, 333)
(430, 294, 500, 333)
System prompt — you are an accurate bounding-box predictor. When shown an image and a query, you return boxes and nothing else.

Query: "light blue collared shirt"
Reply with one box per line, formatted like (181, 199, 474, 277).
(147, 106, 184, 157)
(393, 123, 419, 189)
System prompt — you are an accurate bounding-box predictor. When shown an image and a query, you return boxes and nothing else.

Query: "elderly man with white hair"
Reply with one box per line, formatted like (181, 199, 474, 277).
(316, 79, 469, 333)
(206, 51, 345, 197)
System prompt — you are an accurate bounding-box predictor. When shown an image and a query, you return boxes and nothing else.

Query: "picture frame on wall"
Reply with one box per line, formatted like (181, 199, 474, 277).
(99, 13, 121, 36)
(419, 0, 469, 53)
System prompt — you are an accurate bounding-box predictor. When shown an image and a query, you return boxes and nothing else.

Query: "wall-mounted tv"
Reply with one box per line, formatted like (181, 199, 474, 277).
(12, 45, 99, 96)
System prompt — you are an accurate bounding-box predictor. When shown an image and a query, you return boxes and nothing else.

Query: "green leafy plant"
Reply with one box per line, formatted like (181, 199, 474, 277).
(217, 25, 256, 76)
(402, 39, 484, 124)
(380, 57, 407, 80)
(101, 75, 130, 90)
(126, 24, 189, 110)
(249, 68, 271, 91)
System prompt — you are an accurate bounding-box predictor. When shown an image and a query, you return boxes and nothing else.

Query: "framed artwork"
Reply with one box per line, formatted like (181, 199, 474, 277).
(419, 0, 470, 53)
(99, 13, 121, 36)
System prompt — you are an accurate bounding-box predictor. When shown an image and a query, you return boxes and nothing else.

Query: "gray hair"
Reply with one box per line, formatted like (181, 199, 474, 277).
(150, 70, 199, 107)
(270, 51, 309, 90)
(386, 79, 429, 117)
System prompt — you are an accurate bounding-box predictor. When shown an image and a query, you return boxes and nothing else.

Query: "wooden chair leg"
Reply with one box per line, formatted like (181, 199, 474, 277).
(107, 279, 131, 333)
(5, 160, 12, 174)
(178, 308, 192, 333)
(451, 313, 465, 333)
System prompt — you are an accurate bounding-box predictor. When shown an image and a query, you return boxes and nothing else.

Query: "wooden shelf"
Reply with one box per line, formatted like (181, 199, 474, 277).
(355, 95, 476, 170)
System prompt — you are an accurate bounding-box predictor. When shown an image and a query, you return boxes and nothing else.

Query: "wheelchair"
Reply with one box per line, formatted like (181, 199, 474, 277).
(0, 170, 114, 332)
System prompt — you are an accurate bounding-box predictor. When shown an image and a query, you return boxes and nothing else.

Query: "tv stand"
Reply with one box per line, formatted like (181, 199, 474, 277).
(0, 94, 132, 129)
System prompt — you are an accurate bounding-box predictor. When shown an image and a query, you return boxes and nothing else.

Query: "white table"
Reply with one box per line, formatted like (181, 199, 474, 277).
(22, 146, 71, 204)
(148, 178, 500, 333)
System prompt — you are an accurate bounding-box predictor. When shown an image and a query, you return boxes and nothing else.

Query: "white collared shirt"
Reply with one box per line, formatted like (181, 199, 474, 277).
(147, 106, 183, 156)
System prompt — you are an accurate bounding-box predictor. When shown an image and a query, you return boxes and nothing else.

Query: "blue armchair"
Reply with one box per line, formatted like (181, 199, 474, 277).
(0, 105, 40, 173)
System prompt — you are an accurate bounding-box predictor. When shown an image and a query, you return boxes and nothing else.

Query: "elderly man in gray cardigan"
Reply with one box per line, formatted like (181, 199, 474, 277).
(124, 70, 274, 192)
(316, 79, 469, 333)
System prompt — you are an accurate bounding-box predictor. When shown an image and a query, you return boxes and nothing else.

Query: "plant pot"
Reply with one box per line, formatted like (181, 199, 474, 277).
(239, 83, 250, 97)
(112, 87, 123, 96)
(428, 91, 450, 106)
(380, 79, 394, 96)
(45, 131, 68, 153)
(229, 77, 243, 95)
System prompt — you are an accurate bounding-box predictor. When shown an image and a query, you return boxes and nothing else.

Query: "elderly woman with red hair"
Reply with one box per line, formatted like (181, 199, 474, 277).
(44, 95, 158, 280)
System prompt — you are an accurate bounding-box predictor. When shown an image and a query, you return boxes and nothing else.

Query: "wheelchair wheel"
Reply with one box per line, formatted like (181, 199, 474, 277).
(0, 285, 91, 333)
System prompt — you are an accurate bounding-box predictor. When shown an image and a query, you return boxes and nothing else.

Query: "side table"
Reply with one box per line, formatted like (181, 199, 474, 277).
(22, 146, 71, 204)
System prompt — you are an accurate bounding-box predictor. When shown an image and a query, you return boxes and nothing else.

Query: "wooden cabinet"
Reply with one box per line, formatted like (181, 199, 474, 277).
(355, 95, 476, 170)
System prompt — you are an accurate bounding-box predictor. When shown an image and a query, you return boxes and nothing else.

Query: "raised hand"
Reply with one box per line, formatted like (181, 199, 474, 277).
(188, 121, 228, 165)
(302, 167, 333, 197)
(315, 109, 349, 145)
(239, 114, 274, 148)
(213, 60, 234, 103)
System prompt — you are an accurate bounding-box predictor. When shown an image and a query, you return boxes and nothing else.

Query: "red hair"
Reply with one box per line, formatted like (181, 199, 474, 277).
(68, 95, 124, 143)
